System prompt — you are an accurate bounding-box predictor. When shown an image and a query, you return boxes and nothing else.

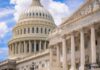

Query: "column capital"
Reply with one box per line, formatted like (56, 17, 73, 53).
(61, 34, 66, 39)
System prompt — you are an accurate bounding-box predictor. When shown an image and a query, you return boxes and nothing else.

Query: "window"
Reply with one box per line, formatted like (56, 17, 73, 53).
(45, 28, 47, 34)
(27, 43, 29, 52)
(36, 13, 38, 16)
(32, 27, 34, 33)
(29, 13, 31, 16)
(28, 28, 30, 33)
(18, 30, 19, 35)
(43, 13, 44, 16)
(48, 29, 50, 32)
(36, 43, 39, 52)
(41, 28, 43, 33)
(36, 27, 39, 33)
(24, 28, 26, 34)
(40, 13, 41, 16)
(33, 13, 34, 16)
(20, 29, 22, 34)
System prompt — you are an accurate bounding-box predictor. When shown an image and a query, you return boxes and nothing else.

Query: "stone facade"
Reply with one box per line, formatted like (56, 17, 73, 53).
(0, 0, 100, 70)
(49, 0, 100, 70)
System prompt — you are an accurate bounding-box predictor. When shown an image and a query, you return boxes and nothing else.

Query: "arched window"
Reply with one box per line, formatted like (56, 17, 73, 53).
(32, 27, 34, 33)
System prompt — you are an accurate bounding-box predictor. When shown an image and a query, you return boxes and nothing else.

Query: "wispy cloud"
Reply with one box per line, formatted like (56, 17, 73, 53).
(0, 22, 12, 39)
(0, 47, 8, 61)
(0, 8, 14, 18)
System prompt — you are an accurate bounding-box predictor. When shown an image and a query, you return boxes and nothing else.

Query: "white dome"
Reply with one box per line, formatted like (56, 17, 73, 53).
(19, 0, 54, 22)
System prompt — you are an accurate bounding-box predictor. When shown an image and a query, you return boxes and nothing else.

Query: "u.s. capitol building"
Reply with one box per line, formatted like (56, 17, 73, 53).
(0, 0, 100, 70)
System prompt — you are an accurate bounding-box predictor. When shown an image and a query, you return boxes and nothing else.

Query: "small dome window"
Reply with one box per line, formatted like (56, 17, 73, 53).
(33, 13, 34, 16)
(40, 13, 41, 16)
(29, 13, 31, 16)
(36, 13, 38, 16)
(43, 13, 44, 16)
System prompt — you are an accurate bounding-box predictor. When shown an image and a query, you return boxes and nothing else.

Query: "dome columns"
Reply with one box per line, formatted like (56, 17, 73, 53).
(9, 40, 48, 59)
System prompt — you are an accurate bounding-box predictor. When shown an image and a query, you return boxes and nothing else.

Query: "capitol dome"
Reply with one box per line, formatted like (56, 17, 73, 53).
(19, 0, 54, 23)
(8, 0, 56, 59)
(19, 6, 54, 22)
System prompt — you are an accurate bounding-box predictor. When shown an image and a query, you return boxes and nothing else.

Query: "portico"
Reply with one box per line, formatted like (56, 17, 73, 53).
(49, 0, 100, 70)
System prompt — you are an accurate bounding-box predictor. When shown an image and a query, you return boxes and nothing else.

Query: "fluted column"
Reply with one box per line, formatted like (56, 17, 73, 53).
(56, 45, 60, 67)
(13, 44, 15, 55)
(39, 40, 42, 51)
(79, 29, 85, 70)
(18, 42, 21, 55)
(70, 33, 76, 70)
(91, 25, 97, 69)
(62, 36, 68, 70)
(50, 47, 53, 70)
(24, 41, 27, 54)
(15, 43, 17, 55)
(29, 40, 32, 53)
(34, 40, 36, 53)
(9, 45, 11, 56)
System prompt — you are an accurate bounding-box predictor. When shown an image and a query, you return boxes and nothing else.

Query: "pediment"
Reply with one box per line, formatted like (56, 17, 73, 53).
(62, 0, 100, 25)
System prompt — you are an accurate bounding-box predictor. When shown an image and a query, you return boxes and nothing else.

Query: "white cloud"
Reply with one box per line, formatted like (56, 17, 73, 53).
(41, 0, 70, 25)
(0, 22, 10, 38)
(0, 47, 8, 54)
(0, 8, 14, 18)
(10, 0, 71, 25)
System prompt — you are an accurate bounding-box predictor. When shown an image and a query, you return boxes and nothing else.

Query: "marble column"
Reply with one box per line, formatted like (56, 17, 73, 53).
(56, 45, 60, 67)
(13, 44, 15, 55)
(34, 40, 36, 53)
(50, 47, 53, 70)
(29, 40, 32, 53)
(24, 41, 27, 54)
(62, 36, 68, 70)
(91, 25, 97, 69)
(70, 33, 76, 70)
(18, 42, 21, 55)
(15, 43, 17, 55)
(9, 45, 11, 56)
(39, 40, 42, 51)
(79, 29, 85, 70)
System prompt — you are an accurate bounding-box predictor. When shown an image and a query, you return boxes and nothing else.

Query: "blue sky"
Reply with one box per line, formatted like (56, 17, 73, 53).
(0, 0, 85, 61)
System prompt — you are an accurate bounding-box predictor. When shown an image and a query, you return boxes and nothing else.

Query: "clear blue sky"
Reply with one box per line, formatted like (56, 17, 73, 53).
(0, 0, 84, 61)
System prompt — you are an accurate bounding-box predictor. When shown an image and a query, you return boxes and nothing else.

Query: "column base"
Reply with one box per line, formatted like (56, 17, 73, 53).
(70, 67, 76, 70)
(79, 65, 85, 70)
